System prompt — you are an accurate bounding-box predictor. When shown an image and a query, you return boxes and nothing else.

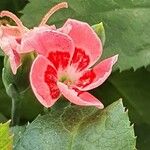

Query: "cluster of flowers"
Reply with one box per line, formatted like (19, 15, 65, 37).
(0, 2, 118, 109)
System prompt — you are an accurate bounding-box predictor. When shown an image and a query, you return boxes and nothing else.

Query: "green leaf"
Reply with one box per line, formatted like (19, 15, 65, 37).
(0, 121, 13, 150)
(0, 0, 28, 15)
(94, 68, 150, 125)
(0, 113, 7, 123)
(135, 123, 150, 150)
(14, 100, 136, 150)
(92, 68, 150, 150)
(11, 125, 26, 148)
(92, 22, 106, 45)
(19, 87, 43, 121)
(21, 0, 150, 71)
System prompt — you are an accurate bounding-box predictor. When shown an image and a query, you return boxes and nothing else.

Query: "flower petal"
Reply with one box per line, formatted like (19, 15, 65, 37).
(20, 25, 56, 53)
(57, 82, 104, 108)
(0, 25, 21, 38)
(75, 55, 118, 91)
(22, 30, 74, 70)
(0, 36, 21, 74)
(0, 25, 23, 74)
(9, 49, 21, 74)
(61, 19, 102, 70)
(30, 55, 60, 108)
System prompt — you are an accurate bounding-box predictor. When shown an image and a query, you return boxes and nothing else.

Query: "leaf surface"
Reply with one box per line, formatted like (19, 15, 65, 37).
(0, 121, 12, 150)
(14, 100, 136, 150)
(21, 0, 150, 71)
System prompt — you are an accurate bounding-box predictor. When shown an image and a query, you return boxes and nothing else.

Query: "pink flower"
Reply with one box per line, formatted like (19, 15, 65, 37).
(0, 11, 28, 74)
(23, 19, 118, 108)
(0, 2, 68, 74)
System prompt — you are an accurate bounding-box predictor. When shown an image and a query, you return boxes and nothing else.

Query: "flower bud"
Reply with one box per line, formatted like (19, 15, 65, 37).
(2, 53, 35, 94)
(92, 22, 106, 46)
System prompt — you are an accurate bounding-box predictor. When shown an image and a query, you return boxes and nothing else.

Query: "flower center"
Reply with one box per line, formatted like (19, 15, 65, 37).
(59, 74, 73, 86)
(59, 72, 75, 86)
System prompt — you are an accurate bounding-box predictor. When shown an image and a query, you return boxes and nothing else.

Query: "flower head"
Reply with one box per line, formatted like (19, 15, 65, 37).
(24, 19, 118, 108)
(0, 2, 68, 74)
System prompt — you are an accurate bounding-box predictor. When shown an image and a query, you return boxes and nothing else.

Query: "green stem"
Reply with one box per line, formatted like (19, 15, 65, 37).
(6, 84, 21, 126)
(11, 96, 21, 126)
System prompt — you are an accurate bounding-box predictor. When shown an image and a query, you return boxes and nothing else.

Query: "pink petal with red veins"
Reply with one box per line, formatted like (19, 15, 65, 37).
(30, 55, 60, 108)
(76, 55, 118, 91)
(61, 19, 102, 71)
(22, 30, 74, 70)
(57, 82, 104, 109)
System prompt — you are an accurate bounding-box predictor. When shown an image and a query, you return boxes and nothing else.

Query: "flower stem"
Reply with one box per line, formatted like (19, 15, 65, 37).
(6, 84, 21, 126)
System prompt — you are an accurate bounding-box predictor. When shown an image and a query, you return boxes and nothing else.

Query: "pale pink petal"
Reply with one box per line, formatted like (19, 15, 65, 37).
(9, 49, 21, 74)
(40, 25, 56, 30)
(0, 25, 21, 55)
(0, 25, 21, 38)
(58, 23, 72, 35)
(75, 55, 118, 91)
(30, 55, 60, 108)
(20, 25, 56, 53)
(22, 30, 74, 70)
(57, 82, 104, 109)
(0, 36, 21, 74)
(0, 24, 23, 74)
(61, 19, 102, 70)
